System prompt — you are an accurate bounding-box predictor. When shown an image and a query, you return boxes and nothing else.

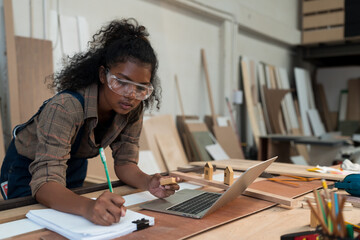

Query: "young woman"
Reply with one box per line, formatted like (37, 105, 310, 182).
(0, 18, 179, 225)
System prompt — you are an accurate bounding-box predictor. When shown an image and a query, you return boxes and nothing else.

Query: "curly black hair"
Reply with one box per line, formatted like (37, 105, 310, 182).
(49, 18, 161, 110)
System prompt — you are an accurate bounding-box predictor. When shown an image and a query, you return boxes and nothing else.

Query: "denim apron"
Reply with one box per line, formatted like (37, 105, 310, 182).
(0, 90, 87, 199)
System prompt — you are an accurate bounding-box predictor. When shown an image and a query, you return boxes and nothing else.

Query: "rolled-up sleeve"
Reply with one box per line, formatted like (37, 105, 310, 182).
(29, 94, 83, 196)
(111, 111, 143, 166)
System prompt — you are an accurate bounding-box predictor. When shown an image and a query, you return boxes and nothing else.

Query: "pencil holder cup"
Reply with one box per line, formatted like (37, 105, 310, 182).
(316, 226, 357, 240)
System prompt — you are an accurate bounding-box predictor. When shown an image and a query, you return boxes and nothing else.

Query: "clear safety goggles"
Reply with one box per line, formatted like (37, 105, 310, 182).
(106, 72, 154, 100)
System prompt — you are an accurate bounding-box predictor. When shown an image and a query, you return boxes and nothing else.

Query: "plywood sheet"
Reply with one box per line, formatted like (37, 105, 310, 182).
(155, 133, 188, 171)
(307, 109, 326, 137)
(15, 37, 54, 125)
(257, 62, 271, 133)
(263, 88, 290, 134)
(190, 131, 214, 162)
(213, 125, 244, 159)
(142, 115, 187, 172)
(346, 78, 360, 121)
(294, 68, 312, 136)
(317, 84, 333, 132)
(278, 67, 299, 130)
(241, 60, 261, 147)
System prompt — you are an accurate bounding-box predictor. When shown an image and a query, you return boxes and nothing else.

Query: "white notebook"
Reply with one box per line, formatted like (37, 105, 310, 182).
(26, 209, 154, 240)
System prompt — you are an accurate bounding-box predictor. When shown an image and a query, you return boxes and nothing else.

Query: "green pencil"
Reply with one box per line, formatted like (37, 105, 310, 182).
(99, 147, 113, 193)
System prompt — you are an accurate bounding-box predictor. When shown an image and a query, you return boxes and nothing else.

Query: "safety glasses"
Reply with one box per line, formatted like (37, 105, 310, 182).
(106, 71, 153, 100)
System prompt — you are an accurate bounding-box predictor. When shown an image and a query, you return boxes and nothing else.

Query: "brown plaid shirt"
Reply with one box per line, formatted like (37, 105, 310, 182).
(14, 83, 143, 196)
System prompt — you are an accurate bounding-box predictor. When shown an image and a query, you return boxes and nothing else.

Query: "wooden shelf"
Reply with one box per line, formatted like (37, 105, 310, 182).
(297, 40, 360, 66)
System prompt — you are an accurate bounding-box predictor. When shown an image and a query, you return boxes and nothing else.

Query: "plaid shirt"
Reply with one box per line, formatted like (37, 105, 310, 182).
(14, 83, 143, 196)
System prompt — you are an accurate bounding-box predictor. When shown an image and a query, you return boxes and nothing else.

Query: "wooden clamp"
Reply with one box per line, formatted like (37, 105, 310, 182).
(170, 171, 299, 208)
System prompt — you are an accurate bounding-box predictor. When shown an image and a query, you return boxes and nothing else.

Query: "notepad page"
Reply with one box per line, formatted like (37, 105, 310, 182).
(26, 209, 154, 240)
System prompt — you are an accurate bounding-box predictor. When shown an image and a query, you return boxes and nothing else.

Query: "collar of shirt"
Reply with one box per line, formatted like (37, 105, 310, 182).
(82, 83, 136, 148)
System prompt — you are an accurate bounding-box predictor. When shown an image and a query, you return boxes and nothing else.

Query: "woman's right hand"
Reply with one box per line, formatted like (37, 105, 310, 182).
(84, 191, 127, 226)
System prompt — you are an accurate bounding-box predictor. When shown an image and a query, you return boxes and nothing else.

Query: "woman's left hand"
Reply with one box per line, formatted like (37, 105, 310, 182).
(148, 174, 180, 198)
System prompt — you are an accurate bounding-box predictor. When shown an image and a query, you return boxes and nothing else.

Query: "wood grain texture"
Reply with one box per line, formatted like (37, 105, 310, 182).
(170, 171, 299, 207)
(142, 115, 188, 172)
(346, 78, 360, 121)
(213, 125, 244, 159)
(17, 179, 324, 240)
(156, 133, 188, 171)
(15, 37, 54, 125)
(263, 88, 291, 134)
(190, 159, 346, 181)
(241, 60, 261, 147)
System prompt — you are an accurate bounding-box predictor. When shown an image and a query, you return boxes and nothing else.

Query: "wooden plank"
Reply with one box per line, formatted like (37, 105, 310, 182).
(302, 27, 344, 44)
(201, 49, 244, 159)
(142, 115, 187, 172)
(257, 62, 272, 133)
(241, 60, 261, 147)
(15, 37, 54, 124)
(185, 121, 213, 162)
(170, 171, 298, 207)
(155, 133, 188, 171)
(274, 67, 291, 134)
(189, 159, 346, 181)
(303, 11, 344, 29)
(316, 84, 333, 132)
(186, 122, 208, 132)
(263, 88, 291, 134)
(278, 68, 299, 131)
(307, 109, 326, 137)
(294, 68, 312, 136)
(190, 131, 214, 162)
(213, 125, 244, 159)
(176, 116, 199, 162)
(4, 0, 20, 129)
(200, 49, 217, 125)
(346, 78, 360, 121)
(303, 0, 344, 14)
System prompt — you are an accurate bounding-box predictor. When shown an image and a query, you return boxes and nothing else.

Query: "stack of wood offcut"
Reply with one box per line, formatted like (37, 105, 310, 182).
(175, 49, 245, 163)
(240, 58, 332, 163)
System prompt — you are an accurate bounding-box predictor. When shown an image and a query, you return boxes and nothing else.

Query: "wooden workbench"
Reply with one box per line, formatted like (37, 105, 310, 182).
(1, 172, 359, 240)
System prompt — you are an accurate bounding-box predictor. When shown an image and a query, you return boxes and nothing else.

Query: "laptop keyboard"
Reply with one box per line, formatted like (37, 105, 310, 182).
(167, 192, 221, 215)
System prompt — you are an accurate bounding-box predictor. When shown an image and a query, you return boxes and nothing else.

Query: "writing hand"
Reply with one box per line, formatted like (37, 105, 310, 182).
(84, 191, 126, 226)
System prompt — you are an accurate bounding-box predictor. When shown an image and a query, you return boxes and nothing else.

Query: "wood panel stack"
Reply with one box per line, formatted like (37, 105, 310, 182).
(302, 0, 345, 44)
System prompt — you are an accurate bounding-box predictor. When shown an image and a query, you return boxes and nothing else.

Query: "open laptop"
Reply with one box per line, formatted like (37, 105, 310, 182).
(140, 156, 277, 219)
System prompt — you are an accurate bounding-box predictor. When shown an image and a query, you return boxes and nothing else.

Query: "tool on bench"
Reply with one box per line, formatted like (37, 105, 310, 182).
(267, 175, 321, 187)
